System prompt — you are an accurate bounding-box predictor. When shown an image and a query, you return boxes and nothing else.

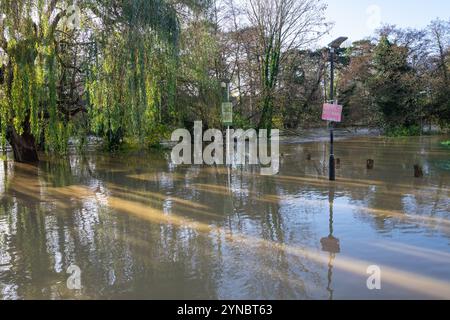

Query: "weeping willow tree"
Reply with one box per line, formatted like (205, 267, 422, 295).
(86, 0, 181, 150)
(86, 0, 215, 150)
(0, 0, 83, 162)
(0, 0, 211, 161)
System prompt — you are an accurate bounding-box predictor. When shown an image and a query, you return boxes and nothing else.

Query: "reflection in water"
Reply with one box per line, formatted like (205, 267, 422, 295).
(0, 136, 449, 300)
(320, 187, 340, 300)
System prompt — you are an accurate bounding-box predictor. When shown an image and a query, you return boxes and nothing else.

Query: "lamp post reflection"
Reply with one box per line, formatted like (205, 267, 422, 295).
(320, 187, 340, 300)
(221, 79, 234, 229)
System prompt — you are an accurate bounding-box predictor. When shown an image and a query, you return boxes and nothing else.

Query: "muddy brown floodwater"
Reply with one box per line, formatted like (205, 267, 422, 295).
(0, 135, 449, 300)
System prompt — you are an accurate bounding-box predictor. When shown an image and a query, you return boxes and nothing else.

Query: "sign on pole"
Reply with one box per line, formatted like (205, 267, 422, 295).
(222, 102, 233, 125)
(322, 103, 343, 122)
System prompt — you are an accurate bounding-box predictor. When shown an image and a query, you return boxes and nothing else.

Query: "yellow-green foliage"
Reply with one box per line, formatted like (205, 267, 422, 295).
(0, 0, 192, 155)
(0, 0, 71, 155)
(88, 29, 178, 149)
(0, 90, 9, 147)
(49, 121, 72, 155)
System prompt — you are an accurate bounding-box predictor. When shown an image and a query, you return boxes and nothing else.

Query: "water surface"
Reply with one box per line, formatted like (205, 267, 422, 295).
(0, 135, 449, 299)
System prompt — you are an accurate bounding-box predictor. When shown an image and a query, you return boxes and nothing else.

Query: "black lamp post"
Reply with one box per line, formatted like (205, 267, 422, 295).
(327, 37, 348, 181)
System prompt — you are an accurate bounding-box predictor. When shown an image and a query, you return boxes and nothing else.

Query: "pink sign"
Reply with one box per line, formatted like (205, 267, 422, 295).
(322, 103, 343, 122)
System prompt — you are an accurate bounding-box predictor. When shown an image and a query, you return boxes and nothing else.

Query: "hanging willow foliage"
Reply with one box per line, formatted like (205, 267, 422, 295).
(0, 0, 211, 159)
(0, 0, 74, 154)
(86, 0, 181, 150)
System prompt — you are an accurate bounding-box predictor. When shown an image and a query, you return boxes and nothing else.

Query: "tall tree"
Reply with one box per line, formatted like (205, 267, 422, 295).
(86, 0, 183, 150)
(0, 0, 209, 160)
(338, 40, 379, 126)
(278, 48, 327, 128)
(0, 0, 84, 162)
(428, 19, 450, 124)
(371, 36, 417, 128)
(244, 0, 328, 131)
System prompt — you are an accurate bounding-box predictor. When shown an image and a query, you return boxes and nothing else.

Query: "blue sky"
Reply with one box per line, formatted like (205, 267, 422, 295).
(322, 0, 450, 46)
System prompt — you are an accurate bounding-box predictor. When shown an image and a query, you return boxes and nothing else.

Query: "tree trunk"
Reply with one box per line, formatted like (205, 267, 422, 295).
(7, 125, 39, 163)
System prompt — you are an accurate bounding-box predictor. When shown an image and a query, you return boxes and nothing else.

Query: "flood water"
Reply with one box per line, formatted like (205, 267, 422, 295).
(0, 135, 449, 300)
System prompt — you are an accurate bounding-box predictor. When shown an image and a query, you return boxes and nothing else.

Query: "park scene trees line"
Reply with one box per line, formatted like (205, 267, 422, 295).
(0, 0, 450, 301)
(0, 0, 449, 161)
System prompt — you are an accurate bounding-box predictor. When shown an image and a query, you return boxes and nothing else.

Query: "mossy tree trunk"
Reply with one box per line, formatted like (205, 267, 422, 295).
(7, 123, 39, 163)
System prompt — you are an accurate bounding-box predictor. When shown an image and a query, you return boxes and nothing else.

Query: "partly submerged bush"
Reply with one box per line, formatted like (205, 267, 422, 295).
(385, 125, 421, 137)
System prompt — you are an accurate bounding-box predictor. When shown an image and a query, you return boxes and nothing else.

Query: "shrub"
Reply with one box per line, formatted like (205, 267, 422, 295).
(385, 125, 421, 137)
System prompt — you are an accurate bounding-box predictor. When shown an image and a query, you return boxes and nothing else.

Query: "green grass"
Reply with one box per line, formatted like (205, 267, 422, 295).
(385, 125, 421, 137)
(441, 140, 450, 147)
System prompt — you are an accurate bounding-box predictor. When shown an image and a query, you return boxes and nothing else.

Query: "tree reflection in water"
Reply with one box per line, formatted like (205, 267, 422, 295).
(0, 135, 449, 299)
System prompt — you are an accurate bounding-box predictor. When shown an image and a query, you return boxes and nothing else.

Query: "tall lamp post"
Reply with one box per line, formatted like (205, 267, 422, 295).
(327, 37, 348, 181)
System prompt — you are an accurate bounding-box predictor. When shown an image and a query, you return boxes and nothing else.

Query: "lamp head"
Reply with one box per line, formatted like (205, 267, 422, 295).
(328, 37, 348, 49)
(221, 78, 230, 88)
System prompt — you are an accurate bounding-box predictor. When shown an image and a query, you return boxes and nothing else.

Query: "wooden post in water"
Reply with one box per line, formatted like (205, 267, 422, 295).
(414, 165, 423, 178)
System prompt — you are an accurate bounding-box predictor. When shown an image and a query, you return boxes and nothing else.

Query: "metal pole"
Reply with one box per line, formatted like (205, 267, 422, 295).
(225, 82, 232, 173)
(328, 187, 335, 236)
(330, 48, 334, 102)
(226, 83, 231, 148)
(329, 48, 336, 181)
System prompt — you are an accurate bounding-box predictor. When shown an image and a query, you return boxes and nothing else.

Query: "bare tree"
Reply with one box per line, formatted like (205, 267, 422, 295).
(429, 19, 450, 85)
(243, 0, 329, 130)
